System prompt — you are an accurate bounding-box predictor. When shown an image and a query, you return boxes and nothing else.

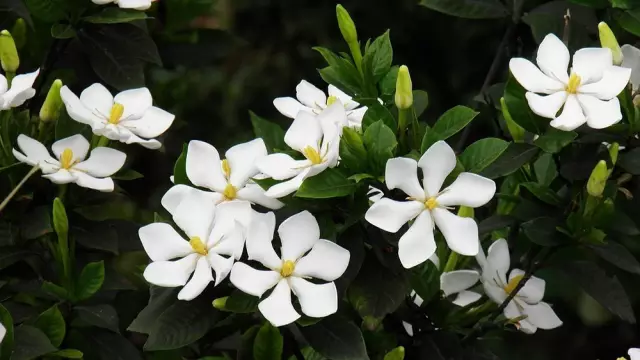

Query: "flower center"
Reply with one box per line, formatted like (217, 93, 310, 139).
(280, 260, 295, 277)
(221, 159, 231, 178)
(326, 95, 338, 106)
(424, 197, 438, 210)
(189, 236, 208, 256)
(108, 103, 125, 124)
(303, 145, 323, 165)
(223, 183, 237, 200)
(565, 73, 581, 94)
(504, 274, 524, 295)
(60, 148, 75, 169)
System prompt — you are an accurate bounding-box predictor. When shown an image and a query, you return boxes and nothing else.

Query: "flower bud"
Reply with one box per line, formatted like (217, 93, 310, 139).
(587, 160, 608, 197)
(384, 347, 405, 360)
(336, 4, 358, 45)
(212, 297, 228, 310)
(395, 65, 413, 110)
(40, 80, 63, 122)
(11, 19, 26, 50)
(0, 30, 19, 72)
(457, 206, 474, 218)
(608, 142, 619, 165)
(598, 22, 623, 65)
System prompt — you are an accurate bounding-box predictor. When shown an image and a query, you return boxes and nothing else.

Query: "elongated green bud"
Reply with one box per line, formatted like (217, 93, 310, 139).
(40, 80, 63, 122)
(384, 347, 405, 360)
(608, 142, 619, 165)
(587, 160, 608, 197)
(457, 206, 474, 218)
(395, 65, 413, 110)
(336, 4, 358, 45)
(0, 30, 19, 72)
(598, 22, 623, 65)
(500, 97, 525, 143)
(212, 297, 228, 310)
(11, 19, 26, 50)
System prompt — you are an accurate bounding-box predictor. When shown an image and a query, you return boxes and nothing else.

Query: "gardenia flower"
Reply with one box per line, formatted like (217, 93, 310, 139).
(230, 211, 350, 327)
(91, 0, 152, 10)
(365, 140, 496, 268)
(60, 84, 174, 149)
(0, 69, 39, 110)
(477, 239, 562, 334)
(139, 194, 253, 301)
(12, 134, 125, 192)
(257, 103, 346, 198)
(274, 80, 367, 128)
(162, 139, 283, 213)
(509, 33, 631, 131)
(621, 44, 640, 92)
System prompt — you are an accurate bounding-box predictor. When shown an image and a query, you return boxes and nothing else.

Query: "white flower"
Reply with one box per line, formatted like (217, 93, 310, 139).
(139, 194, 253, 301)
(622, 44, 640, 92)
(476, 239, 562, 334)
(12, 134, 125, 192)
(91, 0, 152, 10)
(274, 80, 367, 128)
(629, 348, 640, 360)
(509, 33, 631, 131)
(364, 140, 496, 268)
(257, 103, 346, 198)
(162, 139, 283, 213)
(0, 69, 39, 110)
(230, 211, 350, 327)
(60, 84, 174, 149)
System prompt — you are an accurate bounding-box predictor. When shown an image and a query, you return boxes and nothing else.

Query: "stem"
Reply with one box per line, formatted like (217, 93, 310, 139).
(95, 136, 109, 148)
(5, 72, 15, 85)
(57, 184, 68, 202)
(0, 165, 39, 214)
(348, 41, 364, 75)
(443, 251, 459, 273)
(397, 108, 409, 144)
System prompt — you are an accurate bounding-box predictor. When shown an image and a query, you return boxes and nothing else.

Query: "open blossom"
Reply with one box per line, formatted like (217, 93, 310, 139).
(230, 211, 350, 327)
(365, 140, 496, 268)
(60, 84, 174, 149)
(13, 134, 125, 192)
(510, 33, 631, 131)
(257, 102, 346, 198)
(162, 139, 283, 214)
(477, 239, 562, 334)
(0, 69, 39, 110)
(140, 194, 252, 300)
(274, 80, 367, 128)
(91, 0, 152, 10)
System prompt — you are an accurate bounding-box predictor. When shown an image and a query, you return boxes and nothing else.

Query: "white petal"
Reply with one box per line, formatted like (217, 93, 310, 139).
(572, 48, 612, 84)
(402, 322, 414, 337)
(436, 172, 496, 208)
(432, 208, 479, 256)
(258, 279, 301, 327)
(317, 101, 349, 137)
(296, 80, 326, 109)
(257, 153, 307, 180)
(629, 348, 640, 360)
(74, 147, 126, 177)
(536, 33, 570, 84)
(484, 282, 507, 305)
(245, 211, 281, 270)
(508, 58, 565, 94)
(226, 138, 267, 188)
(577, 94, 623, 129)
(365, 198, 424, 233)
(273, 97, 310, 119)
(525, 91, 568, 119)
(289, 277, 338, 318)
(172, 193, 215, 238)
(284, 111, 323, 153)
(186, 140, 227, 192)
(121, 132, 162, 149)
(161, 185, 222, 217)
(52, 134, 90, 162)
(115, 0, 151, 10)
(2, 69, 39, 108)
(509, 269, 545, 304)
(177, 256, 213, 301)
(367, 186, 384, 203)
(143, 254, 199, 287)
(208, 200, 252, 251)
(0, 74, 7, 95)
(207, 251, 235, 286)
(294, 239, 350, 281)
(263, 167, 311, 198)
(230, 262, 280, 297)
(123, 106, 175, 139)
(347, 107, 367, 128)
(486, 239, 510, 285)
(418, 140, 456, 197)
(79, 83, 113, 117)
(428, 253, 440, 269)
(139, 222, 193, 261)
(622, 44, 640, 91)
(0, 323, 5, 343)
(440, 270, 480, 296)
(521, 301, 562, 329)
(452, 290, 482, 307)
(549, 94, 586, 131)
(397, 211, 437, 269)
(114, 88, 152, 120)
(328, 84, 356, 108)
(60, 86, 102, 126)
(13, 134, 57, 167)
(42, 170, 75, 184)
(279, 211, 319, 261)
(385, 157, 426, 200)
(579, 66, 631, 100)
(237, 183, 284, 209)
(210, 221, 245, 260)
(73, 172, 114, 192)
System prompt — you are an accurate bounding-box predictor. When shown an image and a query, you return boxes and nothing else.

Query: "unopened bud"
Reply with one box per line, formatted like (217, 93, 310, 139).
(587, 160, 609, 197)
(384, 346, 406, 360)
(634, 94, 640, 107)
(395, 65, 413, 110)
(11, 19, 26, 50)
(500, 97, 525, 143)
(336, 4, 358, 45)
(598, 22, 623, 65)
(457, 206, 474, 218)
(39, 80, 63, 122)
(0, 30, 19, 72)
(608, 142, 619, 165)
(212, 297, 228, 310)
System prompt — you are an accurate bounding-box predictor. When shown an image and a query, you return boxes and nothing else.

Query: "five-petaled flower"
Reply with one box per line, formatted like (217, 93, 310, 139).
(273, 80, 368, 128)
(13, 134, 125, 192)
(476, 239, 562, 334)
(257, 103, 346, 198)
(140, 194, 252, 301)
(230, 211, 350, 327)
(91, 0, 152, 10)
(0, 69, 39, 110)
(509, 33, 631, 131)
(60, 84, 175, 149)
(365, 140, 496, 268)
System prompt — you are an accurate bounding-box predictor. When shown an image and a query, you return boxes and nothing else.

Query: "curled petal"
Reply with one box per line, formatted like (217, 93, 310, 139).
(263, 167, 311, 198)
(177, 256, 213, 301)
(536, 34, 570, 84)
(572, 48, 612, 84)
(2, 69, 39, 108)
(525, 91, 567, 119)
(226, 138, 268, 188)
(257, 153, 307, 180)
(579, 66, 631, 100)
(578, 94, 623, 130)
(186, 140, 227, 192)
(42, 170, 75, 184)
(207, 251, 235, 286)
(296, 80, 326, 109)
(385, 157, 425, 200)
(73, 172, 114, 192)
(486, 238, 510, 284)
(123, 106, 175, 139)
(143, 254, 199, 287)
(237, 183, 284, 209)
(274, 97, 310, 118)
(74, 147, 126, 177)
(521, 301, 562, 330)
(437, 172, 496, 208)
(13, 134, 57, 168)
(284, 111, 323, 153)
(440, 270, 480, 297)
(230, 262, 280, 297)
(508, 58, 565, 94)
(172, 193, 216, 239)
(139, 222, 193, 261)
(549, 94, 587, 131)
(279, 211, 319, 261)
(245, 211, 281, 269)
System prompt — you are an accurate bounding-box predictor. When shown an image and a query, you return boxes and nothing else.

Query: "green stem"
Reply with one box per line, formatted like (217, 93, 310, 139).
(5, 72, 15, 86)
(348, 41, 364, 75)
(96, 136, 109, 148)
(397, 108, 409, 143)
(0, 165, 39, 214)
(443, 251, 459, 273)
(57, 183, 68, 203)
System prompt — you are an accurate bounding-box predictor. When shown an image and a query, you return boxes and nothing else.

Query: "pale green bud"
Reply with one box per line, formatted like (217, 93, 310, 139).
(336, 4, 358, 45)
(598, 22, 623, 66)
(212, 297, 228, 310)
(0, 30, 19, 72)
(395, 65, 413, 110)
(11, 19, 26, 50)
(587, 160, 608, 197)
(384, 346, 405, 360)
(457, 206, 474, 218)
(39, 80, 63, 122)
(608, 142, 619, 165)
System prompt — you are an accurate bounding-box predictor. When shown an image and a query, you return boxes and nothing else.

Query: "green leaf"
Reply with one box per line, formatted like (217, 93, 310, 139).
(222, 290, 259, 313)
(238, 326, 260, 360)
(421, 106, 478, 152)
(74, 305, 119, 333)
(361, 103, 397, 130)
(250, 112, 286, 153)
(612, 0, 640, 9)
(128, 287, 177, 334)
(21, 206, 52, 240)
(615, 9, 640, 37)
(520, 182, 562, 206)
(12, 325, 57, 360)
(296, 169, 356, 199)
(522, 217, 563, 246)
(419, 0, 508, 19)
(51, 23, 76, 39)
(253, 322, 283, 360)
(315, 47, 362, 96)
(362, 30, 393, 82)
(42, 281, 70, 301)
(480, 143, 538, 179)
(364, 121, 397, 175)
(339, 127, 368, 172)
(588, 242, 640, 275)
(172, 143, 190, 185)
(534, 128, 577, 153)
(84, 8, 148, 24)
(503, 76, 548, 134)
(534, 153, 557, 186)
(75, 261, 105, 301)
(618, 147, 640, 174)
(52, 198, 68, 243)
(67, 329, 142, 360)
(113, 169, 144, 180)
(299, 315, 369, 360)
(409, 261, 440, 306)
(413, 90, 429, 118)
(48, 349, 83, 359)
(0, 304, 14, 360)
(478, 215, 516, 235)
(75, 196, 139, 222)
(384, 347, 405, 360)
(24, 0, 67, 22)
(459, 138, 509, 173)
(33, 305, 65, 347)
(0, 248, 34, 270)
(523, 1, 598, 48)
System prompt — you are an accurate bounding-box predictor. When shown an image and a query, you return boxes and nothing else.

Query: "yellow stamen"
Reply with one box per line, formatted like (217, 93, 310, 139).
(326, 95, 338, 106)
(302, 146, 323, 165)
(189, 236, 208, 255)
(280, 260, 295, 277)
(504, 274, 524, 295)
(424, 197, 438, 210)
(223, 183, 237, 200)
(108, 103, 125, 124)
(565, 73, 581, 94)
(221, 159, 231, 178)
(60, 148, 74, 169)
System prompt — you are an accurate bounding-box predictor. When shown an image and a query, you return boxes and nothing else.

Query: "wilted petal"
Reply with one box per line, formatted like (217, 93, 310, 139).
(365, 198, 424, 233)
(177, 256, 213, 301)
(289, 277, 338, 318)
(437, 172, 496, 208)
(578, 94, 623, 129)
(279, 211, 319, 261)
(525, 91, 567, 119)
(230, 262, 280, 297)
(440, 270, 479, 296)
(572, 48, 612, 84)
(521, 301, 562, 330)
(143, 254, 199, 287)
(536, 34, 570, 84)
(452, 290, 482, 307)
(172, 193, 216, 239)
(73, 172, 114, 192)
(186, 140, 227, 192)
(258, 279, 301, 327)
(273, 97, 310, 119)
(226, 138, 267, 188)
(432, 208, 479, 256)
(579, 66, 631, 100)
(52, 134, 90, 162)
(139, 222, 193, 261)
(123, 106, 175, 139)
(385, 157, 426, 200)
(296, 80, 326, 109)
(549, 94, 587, 131)
(245, 211, 281, 270)
(114, 88, 152, 120)
(79, 83, 113, 116)
(294, 239, 350, 281)
(237, 183, 284, 209)
(284, 111, 323, 153)
(398, 211, 437, 269)
(74, 147, 126, 177)
(509, 58, 565, 94)
(418, 140, 457, 197)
